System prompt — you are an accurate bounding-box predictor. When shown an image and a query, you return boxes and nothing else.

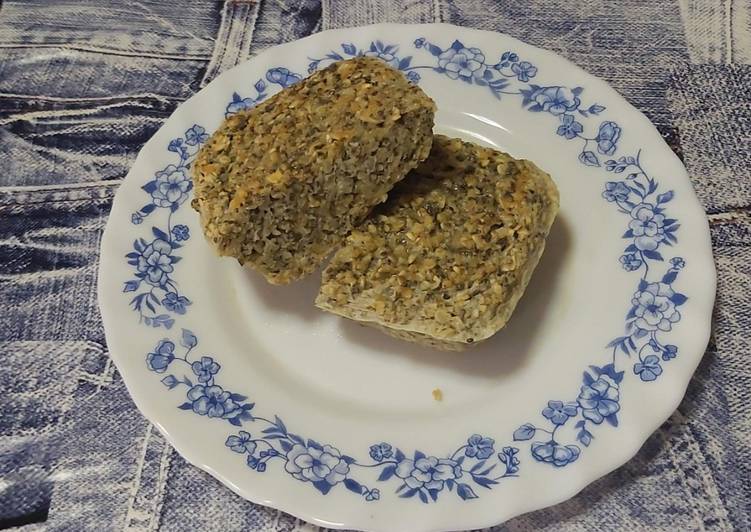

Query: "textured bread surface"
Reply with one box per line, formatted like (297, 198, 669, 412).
(316, 135, 560, 350)
(191, 57, 436, 284)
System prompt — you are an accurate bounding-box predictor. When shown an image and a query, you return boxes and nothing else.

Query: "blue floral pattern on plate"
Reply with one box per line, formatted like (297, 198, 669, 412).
(122, 125, 207, 329)
(225, 67, 302, 117)
(148, 330, 519, 502)
(126, 35, 688, 496)
(512, 160, 685, 465)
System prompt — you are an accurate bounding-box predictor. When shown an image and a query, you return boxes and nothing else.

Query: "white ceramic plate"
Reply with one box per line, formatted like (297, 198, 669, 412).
(98, 24, 716, 532)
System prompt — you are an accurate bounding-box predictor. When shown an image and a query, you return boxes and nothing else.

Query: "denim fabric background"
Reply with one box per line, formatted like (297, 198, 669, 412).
(0, 1, 749, 530)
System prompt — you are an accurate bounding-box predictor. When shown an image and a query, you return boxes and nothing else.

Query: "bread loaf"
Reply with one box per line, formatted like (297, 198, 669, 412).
(316, 135, 559, 350)
(192, 57, 436, 284)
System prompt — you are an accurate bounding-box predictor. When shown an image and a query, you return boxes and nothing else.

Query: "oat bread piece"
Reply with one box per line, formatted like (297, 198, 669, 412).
(191, 57, 436, 284)
(316, 135, 559, 351)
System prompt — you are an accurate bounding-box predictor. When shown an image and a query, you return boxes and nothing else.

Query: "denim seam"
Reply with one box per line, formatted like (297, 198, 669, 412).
(201, 0, 261, 87)
(123, 424, 174, 530)
(0, 182, 119, 207)
(666, 411, 732, 529)
(0, 42, 211, 62)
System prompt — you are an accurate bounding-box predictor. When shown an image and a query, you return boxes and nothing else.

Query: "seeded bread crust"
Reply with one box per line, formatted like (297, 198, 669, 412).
(191, 57, 436, 284)
(316, 135, 560, 351)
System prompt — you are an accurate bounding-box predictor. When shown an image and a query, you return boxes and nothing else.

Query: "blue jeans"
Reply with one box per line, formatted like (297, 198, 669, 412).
(0, 1, 748, 529)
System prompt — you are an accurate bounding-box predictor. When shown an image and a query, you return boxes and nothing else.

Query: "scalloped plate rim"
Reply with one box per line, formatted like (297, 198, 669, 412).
(98, 23, 716, 532)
